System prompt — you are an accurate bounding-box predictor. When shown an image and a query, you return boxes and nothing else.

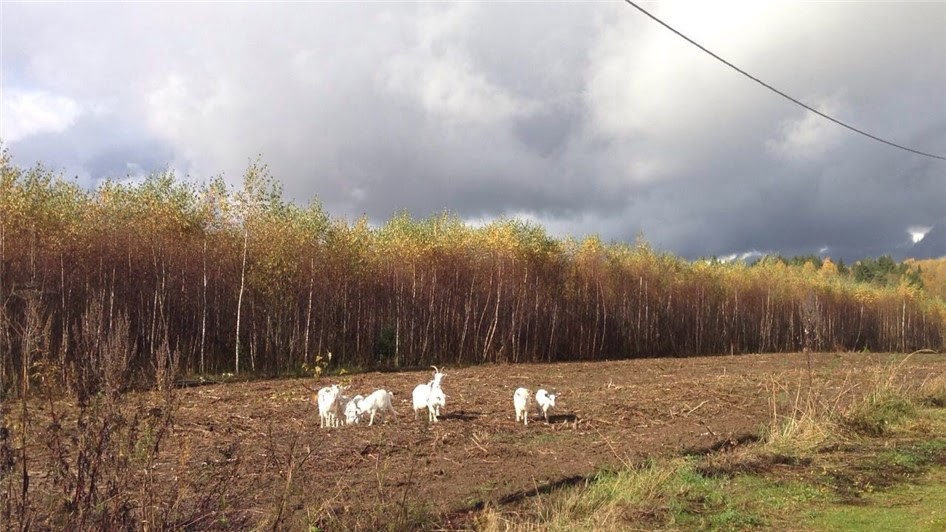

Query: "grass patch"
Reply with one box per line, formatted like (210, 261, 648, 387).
(523, 432, 571, 447)
(476, 431, 946, 531)
(842, 390, 915, 436)
(918, 374, 946, 408)
(867, 438, 946, 474)
(804, 468, 946, 531)
(466, 482, 500, 507)
(305, 496, 437, 531)
(666, 466, 768, 530)
(474, 360, 946, 531)
(476, 458, 788, 531)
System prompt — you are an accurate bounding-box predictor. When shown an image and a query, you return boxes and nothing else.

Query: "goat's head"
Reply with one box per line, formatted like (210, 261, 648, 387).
(431, 365, 445, 386)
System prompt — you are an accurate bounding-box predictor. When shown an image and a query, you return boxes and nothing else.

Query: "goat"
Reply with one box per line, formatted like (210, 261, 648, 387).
(412, 366, 446, 422)
(316, 385, 342, 428)
(344, 394, 364, 425)
(513, 387, 531, 426)
(425, 386, 446, 423)
(535, 389, 557, 422)
(358, 389, 398, 426)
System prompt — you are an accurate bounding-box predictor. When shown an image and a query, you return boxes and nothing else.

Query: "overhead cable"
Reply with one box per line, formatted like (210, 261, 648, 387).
(622, 0, 946, 161)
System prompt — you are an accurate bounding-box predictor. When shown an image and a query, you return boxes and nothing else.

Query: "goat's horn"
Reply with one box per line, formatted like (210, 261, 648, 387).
(431, 365, 441, 374)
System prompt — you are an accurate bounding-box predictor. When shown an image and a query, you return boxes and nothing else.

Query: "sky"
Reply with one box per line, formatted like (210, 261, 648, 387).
(2, 1, 945, 262)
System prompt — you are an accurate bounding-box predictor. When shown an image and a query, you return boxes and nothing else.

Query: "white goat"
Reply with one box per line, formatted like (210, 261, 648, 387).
(412, 366, 446, 423)
(425, 386, 446, 423)
(535, 389, 557, 422)
(513, 387, 532, 426)
(316, 385, 342, 428)
(358, 389, 398, 426)
(344, 394, 364, 425)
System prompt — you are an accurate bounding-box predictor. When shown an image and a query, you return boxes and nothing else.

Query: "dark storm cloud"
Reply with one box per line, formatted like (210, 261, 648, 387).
(2, 2, 944, 261)
(513, 105, 582, 158)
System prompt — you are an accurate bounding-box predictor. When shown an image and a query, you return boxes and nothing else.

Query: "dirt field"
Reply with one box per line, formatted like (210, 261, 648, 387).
(18, 351, 946, 528)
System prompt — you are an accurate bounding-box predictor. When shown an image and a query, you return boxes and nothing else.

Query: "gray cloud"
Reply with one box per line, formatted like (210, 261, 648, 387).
(9, 111, 178, 184)
(2, 2, 944, 261)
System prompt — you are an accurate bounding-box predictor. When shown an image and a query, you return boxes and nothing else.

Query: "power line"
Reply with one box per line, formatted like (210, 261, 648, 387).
(622, 0, 946, 162)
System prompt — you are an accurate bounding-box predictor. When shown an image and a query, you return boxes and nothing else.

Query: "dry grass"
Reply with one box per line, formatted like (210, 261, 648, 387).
(763, 355, 943, 454)
(474, 354, 946, 531)
(475, 459, 689, 532)
(917, 373, 946, 408)
(0, 294, 255, 530)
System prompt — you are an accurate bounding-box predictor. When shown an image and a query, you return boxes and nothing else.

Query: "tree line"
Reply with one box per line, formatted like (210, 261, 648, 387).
(1, 149, 944, 394)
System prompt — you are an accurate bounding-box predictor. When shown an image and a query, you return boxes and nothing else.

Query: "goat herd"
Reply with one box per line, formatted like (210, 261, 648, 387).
(312, 366, 559, 428)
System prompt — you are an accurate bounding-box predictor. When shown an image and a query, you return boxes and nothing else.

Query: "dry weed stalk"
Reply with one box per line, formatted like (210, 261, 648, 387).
(261, 421, 315, 531)
(1, 292, 252, 530)
(763, 353, 942, 454)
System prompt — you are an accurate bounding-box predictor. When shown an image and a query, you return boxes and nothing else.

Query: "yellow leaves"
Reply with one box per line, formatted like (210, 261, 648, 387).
(801, 261, 818, 276)
(480, 221, 521, 253)
(820, 258, 839, 279)
(0, 162, 89, 250)
(909, 257, 946, 303)
(578, 235, 604, 258)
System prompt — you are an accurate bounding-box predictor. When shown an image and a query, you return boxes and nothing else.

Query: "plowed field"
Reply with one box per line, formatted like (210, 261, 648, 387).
(20, 351, 946, 529)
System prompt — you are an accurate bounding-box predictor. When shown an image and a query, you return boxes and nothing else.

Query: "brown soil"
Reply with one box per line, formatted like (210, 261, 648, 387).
(18, 351, 946, 528)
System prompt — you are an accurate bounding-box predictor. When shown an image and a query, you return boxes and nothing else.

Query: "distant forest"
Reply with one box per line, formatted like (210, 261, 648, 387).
(2, 149, 944, 394)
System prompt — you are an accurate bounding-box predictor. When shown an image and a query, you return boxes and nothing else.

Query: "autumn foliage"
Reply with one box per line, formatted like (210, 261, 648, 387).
(905, 257, 946, 302)
(1, 150, 944, 392)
